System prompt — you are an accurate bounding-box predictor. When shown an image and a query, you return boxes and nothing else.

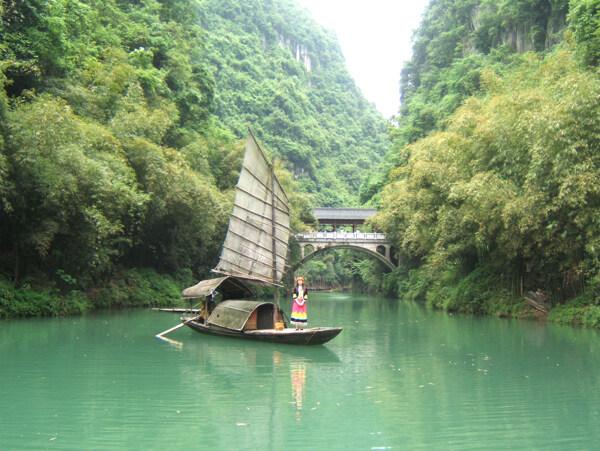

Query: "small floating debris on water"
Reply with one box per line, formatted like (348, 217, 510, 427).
(236, 422, 248, 426)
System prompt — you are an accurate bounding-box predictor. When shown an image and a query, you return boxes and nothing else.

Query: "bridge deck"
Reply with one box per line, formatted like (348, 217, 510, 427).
(295, 231, 387, 242)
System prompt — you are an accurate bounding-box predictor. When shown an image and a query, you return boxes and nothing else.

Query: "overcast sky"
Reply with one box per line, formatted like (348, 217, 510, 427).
(295, 0, 430, 119)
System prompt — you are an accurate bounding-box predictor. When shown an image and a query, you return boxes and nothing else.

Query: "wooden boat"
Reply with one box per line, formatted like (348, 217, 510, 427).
(180, 279, 341, 345)
(184, 302, 342, 345)
(166, 130, 342, 345)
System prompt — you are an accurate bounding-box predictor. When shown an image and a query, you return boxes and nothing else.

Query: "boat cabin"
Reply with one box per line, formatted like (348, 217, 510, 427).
(208, 300, 280, 331)
(181, 276, 282, 330)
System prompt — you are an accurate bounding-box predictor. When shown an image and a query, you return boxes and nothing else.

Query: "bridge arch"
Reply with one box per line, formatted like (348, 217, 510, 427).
(289, 243, 396, 273)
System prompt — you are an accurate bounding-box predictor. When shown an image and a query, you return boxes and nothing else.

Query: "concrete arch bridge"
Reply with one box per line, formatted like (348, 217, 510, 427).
(292, 231, 395, 271)
(290, 208, 396, 272)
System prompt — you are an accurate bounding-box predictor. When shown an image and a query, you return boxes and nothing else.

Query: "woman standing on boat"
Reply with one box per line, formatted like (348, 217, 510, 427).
(291, 276, 308, 330)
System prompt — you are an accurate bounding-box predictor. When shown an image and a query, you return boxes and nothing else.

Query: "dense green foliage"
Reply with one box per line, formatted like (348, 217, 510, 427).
(1, 0, 235, 292)
(568, 0, 600, 66)
(0, 0, 387, 316)
(0, 268, 183, 318)
(294, 248, 389, 293)
(373, 0, 600, 326)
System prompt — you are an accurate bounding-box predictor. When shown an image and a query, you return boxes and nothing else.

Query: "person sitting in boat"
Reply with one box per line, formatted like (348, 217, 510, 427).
(291, 276, 308, 330)
(200, 292, 217, 321)
(207, 292, 216, 314)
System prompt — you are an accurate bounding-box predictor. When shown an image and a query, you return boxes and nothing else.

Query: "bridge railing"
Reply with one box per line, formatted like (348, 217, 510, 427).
(294, 231, 387, 241)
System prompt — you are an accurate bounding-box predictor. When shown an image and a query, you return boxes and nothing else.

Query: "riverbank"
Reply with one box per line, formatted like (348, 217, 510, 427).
(384, 265, 600, 330)
(487, 297, 600, 329)
(2, 270, 600, 330)
(0, 269, 184, 318)
(423, 286, 600, 330)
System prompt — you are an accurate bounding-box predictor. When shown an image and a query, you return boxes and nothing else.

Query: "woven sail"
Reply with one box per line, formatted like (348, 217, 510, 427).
(213, 131, 290, 285)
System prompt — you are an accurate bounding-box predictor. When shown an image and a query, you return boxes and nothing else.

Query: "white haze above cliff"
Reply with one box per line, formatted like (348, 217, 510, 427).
(296, 0, 429, 119)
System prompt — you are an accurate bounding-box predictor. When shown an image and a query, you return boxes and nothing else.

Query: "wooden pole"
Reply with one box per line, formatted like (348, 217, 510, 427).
(271, 159, 279, 328)
(521, 276, 523, 296)
(155, 316, 199, 338)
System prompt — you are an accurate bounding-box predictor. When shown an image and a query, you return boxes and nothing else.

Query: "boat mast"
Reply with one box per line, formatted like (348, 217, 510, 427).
(271, 158, 279, 326)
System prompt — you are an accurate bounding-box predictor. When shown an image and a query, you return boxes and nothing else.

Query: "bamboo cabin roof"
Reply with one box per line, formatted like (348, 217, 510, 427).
(313, 207, 377, 222)
(181, 276, 255, 300)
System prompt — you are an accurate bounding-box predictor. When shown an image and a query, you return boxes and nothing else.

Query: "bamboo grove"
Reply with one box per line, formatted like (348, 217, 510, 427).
(371, 0, 600, 326)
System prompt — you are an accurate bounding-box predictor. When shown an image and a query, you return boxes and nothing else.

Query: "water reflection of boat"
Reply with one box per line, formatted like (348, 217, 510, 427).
(174, 131, 342, 345)
(291, 361, 306, 417)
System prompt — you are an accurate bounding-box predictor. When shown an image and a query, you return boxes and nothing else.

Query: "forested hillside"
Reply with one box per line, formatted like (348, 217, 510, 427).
(0, 0, 388, 316)
(374, 0, 600, 327)
(196, 0, 390, 206)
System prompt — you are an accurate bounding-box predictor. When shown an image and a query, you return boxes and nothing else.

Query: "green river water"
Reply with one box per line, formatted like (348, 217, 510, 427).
(1, 292, 600, 450)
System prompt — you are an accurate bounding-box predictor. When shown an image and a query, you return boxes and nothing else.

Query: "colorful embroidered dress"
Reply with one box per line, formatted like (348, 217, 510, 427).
(291, 285, 308, 324)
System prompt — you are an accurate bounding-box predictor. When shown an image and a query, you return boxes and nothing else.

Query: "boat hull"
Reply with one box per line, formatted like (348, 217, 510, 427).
(183, 318, 342, 345)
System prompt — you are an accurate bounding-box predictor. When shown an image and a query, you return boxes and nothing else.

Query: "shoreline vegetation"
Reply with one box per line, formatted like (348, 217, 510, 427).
(0, 270, 184, 319)
(2, 271, 599, 331)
